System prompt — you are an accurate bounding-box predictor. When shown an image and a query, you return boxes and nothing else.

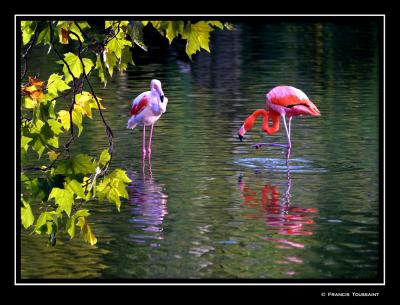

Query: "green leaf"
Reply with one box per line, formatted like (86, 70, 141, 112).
(34, 212, 54, 235)
(74, 209, 90, 218)
(21, 197, 34, 229)
(77, 217, 97, 245)
(76, 21, 90, 29)
(53, 154, 97, 176)
(103, 50, 118, 77)
(106, 36, 132, 59)
(105, 21, 114, 29)
(48, 187, 74, 216)
(67, 208, 91, 238)
(21, 135, 32, 150)
(65, 179, 85, 198)
(107, 188, 121, 212)
(22, 96, 36, 109)
(119, 47, 134, 71)
(95, 55, 107, 85)
(99, 149, 111, 167)
(165, 21, 184, 44)
(21, 21, 35, 45)
(207, 21, 224, 29)
(37, 25, 50, 45)
(113, 180, 129, 199)
(66, 217, 75, 238)
(24, 177, 53, 202)
(34, 212, 48, 234)
(40, 100, 57, 120)
(31, 135, 46, 158)
(72, 107, 83, 136)
(47, 73, 70, 96)
(57, 52, 94, 84)
(69, 23, 85, 42)
(96, 168, 131, 211)
(108, 168, 132, 183)
(183, 22, 213, 59)
(47, 119, 63, 135)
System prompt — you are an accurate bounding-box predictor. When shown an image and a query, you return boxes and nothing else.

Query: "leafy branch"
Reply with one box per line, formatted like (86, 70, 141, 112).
(20, 19, 232, 246)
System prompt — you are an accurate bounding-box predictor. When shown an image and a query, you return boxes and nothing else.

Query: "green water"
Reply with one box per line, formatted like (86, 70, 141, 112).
(20, 20, 381, 280)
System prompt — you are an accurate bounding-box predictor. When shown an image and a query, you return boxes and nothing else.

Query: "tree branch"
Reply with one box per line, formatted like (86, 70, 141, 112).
(70, 30, 114, 176)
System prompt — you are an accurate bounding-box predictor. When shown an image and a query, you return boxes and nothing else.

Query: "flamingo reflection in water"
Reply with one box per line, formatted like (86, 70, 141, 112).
(238, 171, 317, 275)
(127, 172, 168, 247)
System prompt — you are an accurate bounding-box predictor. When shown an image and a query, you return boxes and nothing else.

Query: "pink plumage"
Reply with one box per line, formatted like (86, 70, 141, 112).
(127, 79, 168, 160)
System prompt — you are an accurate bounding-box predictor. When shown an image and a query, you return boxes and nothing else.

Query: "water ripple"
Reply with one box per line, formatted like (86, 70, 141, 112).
(233, 157, 327, 173)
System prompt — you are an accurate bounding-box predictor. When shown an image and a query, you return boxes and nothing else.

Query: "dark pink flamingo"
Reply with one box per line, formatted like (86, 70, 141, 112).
(238, 86, 321, 159)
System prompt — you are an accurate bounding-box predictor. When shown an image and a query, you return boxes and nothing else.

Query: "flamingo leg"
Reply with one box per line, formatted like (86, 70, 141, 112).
(281, 115, 292, 160)
(252, 115, 292, 158)
(142, 125, 146, 160)
(148, 124, 154, 158)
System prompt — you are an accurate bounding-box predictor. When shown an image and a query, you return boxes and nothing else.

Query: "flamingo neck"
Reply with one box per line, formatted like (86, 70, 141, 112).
(242, 109, 280, 136)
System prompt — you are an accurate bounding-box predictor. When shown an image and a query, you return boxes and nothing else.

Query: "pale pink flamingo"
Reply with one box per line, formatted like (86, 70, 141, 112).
(127, 79, 168, 160)
(238, 86, 321, 159)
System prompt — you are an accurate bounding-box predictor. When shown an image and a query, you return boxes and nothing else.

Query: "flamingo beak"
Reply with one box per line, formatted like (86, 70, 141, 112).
(238, 125, 246, 142)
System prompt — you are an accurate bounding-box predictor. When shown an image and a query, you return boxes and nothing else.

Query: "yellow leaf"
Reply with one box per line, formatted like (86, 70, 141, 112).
(57, 110, 70, 130)
(75, 93, 93, 119)
(48, 151, 60, 161)
(77, 217, 97, 245)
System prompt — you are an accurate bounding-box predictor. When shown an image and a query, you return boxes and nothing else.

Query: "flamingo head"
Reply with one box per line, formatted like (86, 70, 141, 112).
(151, 79, 165, 103)
(238, 125, 246, 142)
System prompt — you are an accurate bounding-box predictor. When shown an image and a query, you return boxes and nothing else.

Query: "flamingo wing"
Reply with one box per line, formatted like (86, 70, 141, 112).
(268, 86, 320, 116)
(268, 86, 309, 107)
(130, 94, 149, 116)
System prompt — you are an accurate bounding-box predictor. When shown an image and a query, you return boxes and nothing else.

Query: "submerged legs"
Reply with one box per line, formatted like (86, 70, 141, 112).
(252, 115, 293, 160)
